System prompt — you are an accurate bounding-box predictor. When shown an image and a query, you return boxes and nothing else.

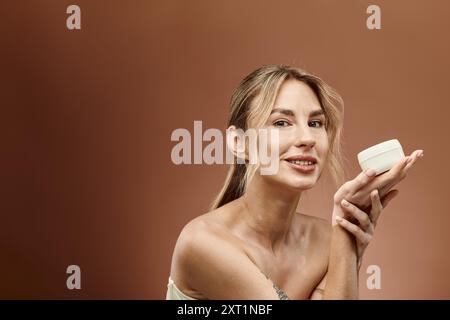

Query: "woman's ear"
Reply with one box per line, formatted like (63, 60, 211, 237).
(226, 125, 248, 164)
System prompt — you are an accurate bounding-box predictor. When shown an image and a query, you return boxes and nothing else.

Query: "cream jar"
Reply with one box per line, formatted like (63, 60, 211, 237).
(357, 139, 405, 176)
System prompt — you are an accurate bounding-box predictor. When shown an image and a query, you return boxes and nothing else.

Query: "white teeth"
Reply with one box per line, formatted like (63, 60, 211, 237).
(288, 160, 314, 166)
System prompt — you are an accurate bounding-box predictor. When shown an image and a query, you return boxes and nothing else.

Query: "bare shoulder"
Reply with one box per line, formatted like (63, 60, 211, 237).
(177, 207, 241, 250)
(175, 200, 246, 249)
(170, 213, 232, 294)
(176, 213, 238, 256)
(170, 208, 280, 299)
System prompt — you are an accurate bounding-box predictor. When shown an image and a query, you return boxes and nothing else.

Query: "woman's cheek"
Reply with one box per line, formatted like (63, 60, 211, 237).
(275, 131, 293, 152)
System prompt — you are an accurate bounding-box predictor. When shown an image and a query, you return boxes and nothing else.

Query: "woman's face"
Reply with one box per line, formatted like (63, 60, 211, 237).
(260, 79, 329, 190)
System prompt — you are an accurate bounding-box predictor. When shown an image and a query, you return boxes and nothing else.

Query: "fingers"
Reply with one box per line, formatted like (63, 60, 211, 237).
(340, 199, 371, 230)
(335, 216, 372, 245)
(381, 156, 409, 184)
(334, 168, 377, 203)
(335, 148, 423, 209)
(355, 150, 422, 202)
(369, 189, 383, 226)
(351, 157, 408, 202)
(379, 150, 423, 192)
(340, 188, 398, 232)
(404, 149, 424, 172)
(392, 156, 410, 176)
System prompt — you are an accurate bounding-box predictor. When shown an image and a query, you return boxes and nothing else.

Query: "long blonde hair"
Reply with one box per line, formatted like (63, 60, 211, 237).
(210, 65, 346, 210)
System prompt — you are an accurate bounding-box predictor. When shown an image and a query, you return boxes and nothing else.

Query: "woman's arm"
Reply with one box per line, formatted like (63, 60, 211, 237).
(310, 227, 362, 300)
(323, 225, 359, 299)
(322, 168, 379, 299)
(323, 166, 393, 299)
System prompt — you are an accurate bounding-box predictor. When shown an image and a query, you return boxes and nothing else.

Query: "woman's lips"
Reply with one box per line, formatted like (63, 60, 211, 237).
(284, 160, 316, 173)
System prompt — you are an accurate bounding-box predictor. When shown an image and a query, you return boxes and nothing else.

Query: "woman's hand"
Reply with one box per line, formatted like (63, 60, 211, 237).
(331, 149, 424, 266)
(335, 150, 424, 211)
(333, 188, 397, 267)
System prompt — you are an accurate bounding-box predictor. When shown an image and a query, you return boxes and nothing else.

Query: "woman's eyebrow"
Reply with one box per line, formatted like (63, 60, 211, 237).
(310, 109, 325, 117)
(270, 108, 324, 117)
(270, 108, 295, 116)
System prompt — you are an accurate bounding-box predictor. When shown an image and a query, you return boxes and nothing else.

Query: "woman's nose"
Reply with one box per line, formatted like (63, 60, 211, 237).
(294, 125, 316, 149)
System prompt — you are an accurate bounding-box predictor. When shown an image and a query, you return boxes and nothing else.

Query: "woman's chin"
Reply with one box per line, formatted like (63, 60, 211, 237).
(261, 173, 318, 191)
(285, 177, 317, 191)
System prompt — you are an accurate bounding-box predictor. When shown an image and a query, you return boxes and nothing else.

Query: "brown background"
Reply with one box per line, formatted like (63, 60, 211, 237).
(1, 0, 449, 299)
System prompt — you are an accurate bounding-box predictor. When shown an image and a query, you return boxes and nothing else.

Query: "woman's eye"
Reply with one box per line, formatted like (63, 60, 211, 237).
(309, 120, 324, 128)
(273, 120, 291, 127)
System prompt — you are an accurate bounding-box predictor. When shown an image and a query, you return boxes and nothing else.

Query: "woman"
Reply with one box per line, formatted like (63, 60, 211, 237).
(166, 65, 423, 300)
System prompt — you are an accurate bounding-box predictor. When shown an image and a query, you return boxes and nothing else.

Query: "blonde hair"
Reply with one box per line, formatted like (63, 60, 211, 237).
(210, 65, 346, 210)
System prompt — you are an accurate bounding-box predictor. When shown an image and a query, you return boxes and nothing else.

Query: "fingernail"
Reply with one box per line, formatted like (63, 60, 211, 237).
(366, 168, 376, 176)
(341, 199, 349, 207)
(336, 216, 343, 222)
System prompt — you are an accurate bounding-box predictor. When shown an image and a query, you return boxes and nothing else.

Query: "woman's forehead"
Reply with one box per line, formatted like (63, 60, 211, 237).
(272, 80, 322, 113)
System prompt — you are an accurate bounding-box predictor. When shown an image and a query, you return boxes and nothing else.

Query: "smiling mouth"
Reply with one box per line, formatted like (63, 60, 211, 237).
(284, 159, 316, 173)
(286, 159, 315, 165)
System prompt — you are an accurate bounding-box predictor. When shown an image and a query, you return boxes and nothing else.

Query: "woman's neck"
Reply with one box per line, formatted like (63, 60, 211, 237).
(238, 174, 302, 256)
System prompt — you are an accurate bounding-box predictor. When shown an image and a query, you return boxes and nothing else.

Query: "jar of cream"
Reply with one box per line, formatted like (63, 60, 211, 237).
(357, 139, 405, 176)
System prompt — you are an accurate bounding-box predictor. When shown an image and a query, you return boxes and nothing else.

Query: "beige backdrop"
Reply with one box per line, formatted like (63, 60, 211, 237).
(1, 0, 449, 299)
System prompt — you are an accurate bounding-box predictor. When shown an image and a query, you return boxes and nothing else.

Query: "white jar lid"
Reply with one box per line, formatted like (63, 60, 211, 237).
(357, 139, 403, 163)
